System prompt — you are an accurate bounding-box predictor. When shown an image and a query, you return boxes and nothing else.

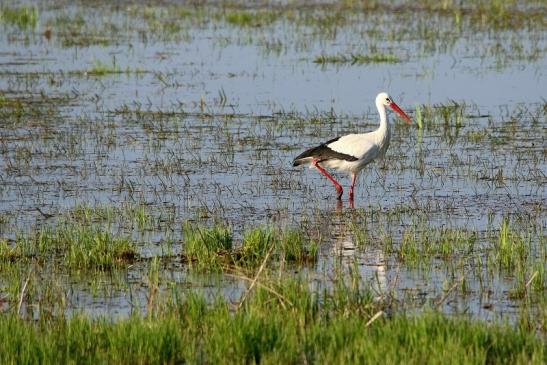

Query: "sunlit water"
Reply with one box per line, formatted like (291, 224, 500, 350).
(0, 3, 545, 323)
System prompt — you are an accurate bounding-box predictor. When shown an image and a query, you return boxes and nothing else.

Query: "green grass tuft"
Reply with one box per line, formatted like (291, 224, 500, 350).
(0, 6, 38, 30)
(223, 10, 278, 27)
(183, 222, 233, 270)
(494, 219, 529, 271)
(0, 239, 22, 261)
(3, 225, 137, 271)
(239, 226, 276, 267)
(280, 228, 318, 263)
(415, 104, 423, 129)
(182, 223, 317, 270)
(236, 226, 318, 267)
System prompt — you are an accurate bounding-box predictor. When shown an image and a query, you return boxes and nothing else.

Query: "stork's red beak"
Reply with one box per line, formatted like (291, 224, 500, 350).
(390, 102, 412, 125)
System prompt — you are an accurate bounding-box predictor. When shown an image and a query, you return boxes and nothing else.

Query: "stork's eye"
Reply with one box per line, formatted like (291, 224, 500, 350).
(385, 98, 390, 102)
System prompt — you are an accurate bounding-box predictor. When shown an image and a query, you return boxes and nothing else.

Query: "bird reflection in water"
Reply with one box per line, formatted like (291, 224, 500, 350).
(330, 215, 388, 300)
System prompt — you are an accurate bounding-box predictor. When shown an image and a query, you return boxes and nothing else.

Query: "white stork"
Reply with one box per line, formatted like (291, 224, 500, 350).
(293, 92, 413, 201)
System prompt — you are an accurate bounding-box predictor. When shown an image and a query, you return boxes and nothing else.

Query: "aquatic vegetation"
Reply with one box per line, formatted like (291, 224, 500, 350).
(223, 10, 278, 27)
(43, 225, 136, 270)
(0, 1, 545, 360)
(313, 53, 400, 65)
(415, 104, 423, 129)
(86, 60, 122, 76)
(492, 219, 529, 271)
(0, 239, 21, 261)
(182, 223, 318, 270)
(387, 225, 477, 267)
(1, 225, 137, 271)
(237, 226, 318, 267)
(183, 222, 233, 270)
(279, 228, 318, 263)
(239, 226, 275, 266)
(413, 102, 467, 130)
(464, 130, 487, 143)
(67, 203, 159, 232)
(0, 6, 38, 30)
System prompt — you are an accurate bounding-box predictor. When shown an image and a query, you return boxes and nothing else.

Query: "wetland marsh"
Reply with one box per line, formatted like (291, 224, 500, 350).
(0, 0, 546, 363)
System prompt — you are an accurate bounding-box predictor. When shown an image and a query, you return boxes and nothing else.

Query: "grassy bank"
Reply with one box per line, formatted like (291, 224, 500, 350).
(0, 279, 544, 365)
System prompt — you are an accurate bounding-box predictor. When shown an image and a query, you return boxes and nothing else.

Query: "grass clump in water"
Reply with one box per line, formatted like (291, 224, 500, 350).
(314, 53, 400, 65)
(0, 6, 38, 30)
(280, 228, 318, 263)
(413, 102, 466, 130)
(388, 225, 477, 267)
(87, 60, 122, 76)
(183, 222, 233, 270)
(237, 226, 318, 267)
(5, 225, 137, 270)
(0, 239, 22, 262)
(239, 226, 276, 267)
(62, 228, 136, 270)
(223, 10, 278, 27)
(493, 219, 529, 271)
(182, 222, 317, 270)
(39, 225, 136, 270)
(465, 130, 487, 143)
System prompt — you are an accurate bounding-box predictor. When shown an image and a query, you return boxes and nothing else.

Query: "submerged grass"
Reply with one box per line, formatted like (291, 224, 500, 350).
(414, 101, 466, 130)
(386, 225, 477, 268)
(223, 10, 279, 27)
(2, 0, 543, 64)
(68, 203, 157, 231)
(0, 225, 137, 271)
(492, 219, 529, 271)
(86, 60, 122, 76)
(0, 279, 544, 364)
(314, 53, 400, 65)
(2, 1, 542, 70)
(0, 6, 38, 30)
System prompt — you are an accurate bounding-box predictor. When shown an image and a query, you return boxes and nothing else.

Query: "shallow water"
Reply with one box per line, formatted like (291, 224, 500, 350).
(0, 1, 545, 324)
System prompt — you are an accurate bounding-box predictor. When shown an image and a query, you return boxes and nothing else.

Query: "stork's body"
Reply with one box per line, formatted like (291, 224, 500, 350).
(293, 92, 412, 201)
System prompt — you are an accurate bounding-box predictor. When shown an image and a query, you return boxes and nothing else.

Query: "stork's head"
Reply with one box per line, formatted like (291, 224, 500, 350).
(376, 92, 412, 124)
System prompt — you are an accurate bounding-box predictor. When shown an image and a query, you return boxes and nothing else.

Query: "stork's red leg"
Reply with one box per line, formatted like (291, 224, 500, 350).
(312, 160, 343, 200)
(349, 173, 357, 201)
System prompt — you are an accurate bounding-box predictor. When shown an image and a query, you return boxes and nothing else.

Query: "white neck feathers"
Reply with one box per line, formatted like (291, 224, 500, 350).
(375, 98, 389, 142)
